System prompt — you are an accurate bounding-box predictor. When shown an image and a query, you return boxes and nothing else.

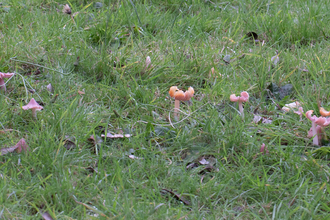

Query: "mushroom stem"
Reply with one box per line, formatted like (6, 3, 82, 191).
(311, 121, 319, 146)
(0, 78, 5, 92)
(238, 101, 244, 118)
(32, 109, 37, 119)
(174, 100, 180, 120)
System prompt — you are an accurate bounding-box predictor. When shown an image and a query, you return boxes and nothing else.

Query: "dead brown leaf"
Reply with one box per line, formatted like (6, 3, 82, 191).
(88, 135, 103, 146)
(63, 136, 76, 150)
(0, 129, 14, 134)
(1, 138, 29, 155)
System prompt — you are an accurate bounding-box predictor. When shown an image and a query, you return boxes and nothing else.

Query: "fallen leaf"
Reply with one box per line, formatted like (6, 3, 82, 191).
(253, 115, 272, 124)
(198, 165, 219, 174)
(41, 211, 54, 220)
(253, 115, 262, 123)
(284, 101, 301, 109)
(186, 162, 198, 170)
(233, 206, 245, 213)
(88, 135, 103, 146)
(63, 136, 76, 150)
(128, 155, 142, 159)
(199, 158, 209, 165)
(0, 129, 14, 134)
(0, 138, 29, 155)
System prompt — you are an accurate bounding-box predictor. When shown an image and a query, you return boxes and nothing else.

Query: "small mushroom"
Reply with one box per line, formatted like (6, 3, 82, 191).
(260, 143, 269, 155)
(230, 91, 249, 118)
(306, 110, 330, 146)
(62, 4, 75, 24)
(0, 72, 14, 92)
(145, 56, 151, 69)
(63, 4, 71, 14)
(307, 125, 323, 142)
(306, 110, 319, 146)
(271, 52, 279, 66)
(46, 83, 53, 93)
(169, 86, 194, 120)
(22, 98, 43, 119)
(294, 107, 304, 121)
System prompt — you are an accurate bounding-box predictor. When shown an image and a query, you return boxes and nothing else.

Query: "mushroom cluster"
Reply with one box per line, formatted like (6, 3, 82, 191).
(305, 110, 330, 146)
(169, 86, 194, 120)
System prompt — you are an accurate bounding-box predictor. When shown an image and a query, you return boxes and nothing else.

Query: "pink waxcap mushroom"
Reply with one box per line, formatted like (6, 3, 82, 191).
(294, 107, 304, 121)
(14, 138, 30, 153)
(306, 110, 319, 145)
(230, 91, 249, 118)
(230, 91, 249, 102)
(306, 110, 317, 121)
(0, 72, 15, 92)
(305, 110, 330, 146)
(260, 143, 269, 155)
(145, 56, 151, 69)
(22, 98, 43, 119)
(308, 125, 323, 141)
(46, 83, 53, 93)
(306, 110, 330, 127)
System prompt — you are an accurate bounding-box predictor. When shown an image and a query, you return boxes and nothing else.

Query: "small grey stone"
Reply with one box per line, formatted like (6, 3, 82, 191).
(88, 13, 95, 21)
(94, 2, 103, 8)
(2, 6, 10, 12)
(223, 55, 231, 63)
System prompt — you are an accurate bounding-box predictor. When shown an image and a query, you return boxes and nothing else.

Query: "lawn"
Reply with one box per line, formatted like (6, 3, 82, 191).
(1, 0, 330, 219)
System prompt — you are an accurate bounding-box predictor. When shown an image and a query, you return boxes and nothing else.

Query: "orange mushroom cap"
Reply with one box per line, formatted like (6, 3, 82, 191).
(169, 86, 179, 97)
(320, 107, 330, 117)
(169, 86, 194, 101)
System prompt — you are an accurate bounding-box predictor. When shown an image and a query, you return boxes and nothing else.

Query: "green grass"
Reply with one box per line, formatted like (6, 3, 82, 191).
(1, 0, 330, 219)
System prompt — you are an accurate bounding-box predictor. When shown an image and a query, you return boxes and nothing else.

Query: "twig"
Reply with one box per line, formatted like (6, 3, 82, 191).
(161, 189, 190, 206)
(134, 102, 209, 129)
(15, 72, 43, 103)
(72, 196, 110, 219)
(10, 57, 71, 75)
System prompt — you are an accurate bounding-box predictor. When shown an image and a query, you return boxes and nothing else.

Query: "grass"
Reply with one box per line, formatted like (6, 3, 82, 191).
(1, 0, 330, 219)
